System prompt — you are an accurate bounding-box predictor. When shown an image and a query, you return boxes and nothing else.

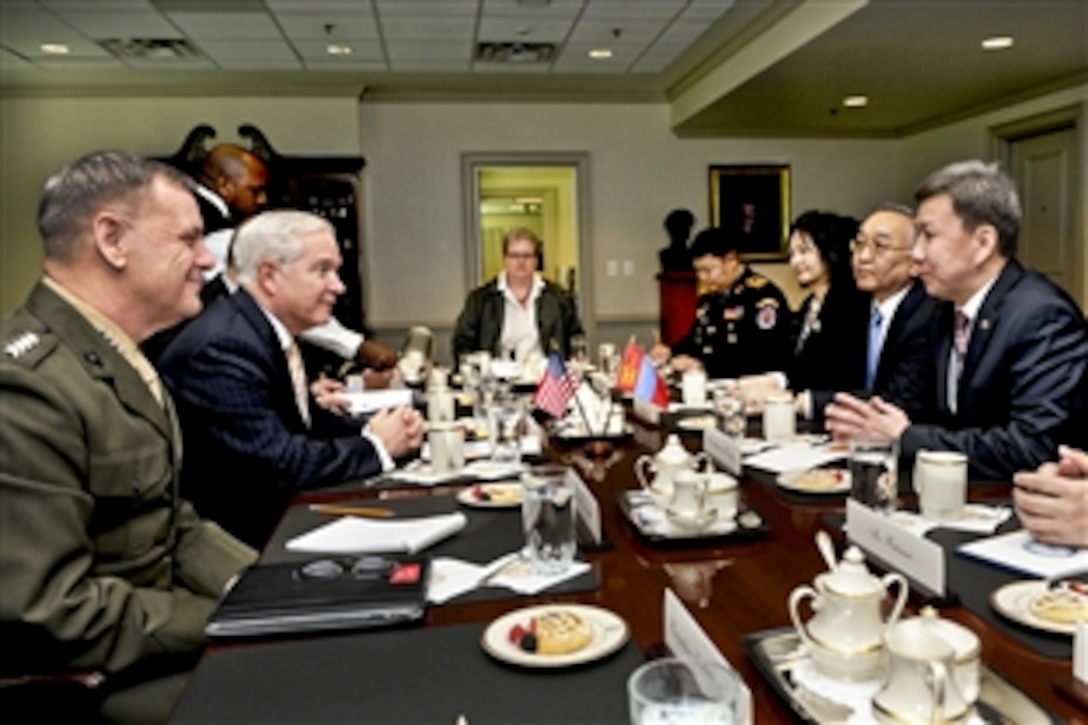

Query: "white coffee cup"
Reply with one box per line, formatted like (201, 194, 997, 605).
(762, 393, 796, 443)
(428, 422, 464, 473)
(427, 387, 455, 423)
(681, 368, 708, 407)
(913, 450, 967, 522)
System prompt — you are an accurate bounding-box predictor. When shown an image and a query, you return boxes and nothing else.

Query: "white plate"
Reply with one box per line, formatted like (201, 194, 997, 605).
(677, 415, 716, 431)
(776, 468, 851, 494)
(481, 604, 629, 668)
(990, 580, 1083, 635)
(456, 482, 524, 509)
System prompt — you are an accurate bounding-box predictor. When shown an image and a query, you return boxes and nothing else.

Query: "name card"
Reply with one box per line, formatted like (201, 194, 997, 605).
(664, 589, 752, 724)
(703, 427, 741, 476)
(568, 468, 601, 545)
(846, 499, 946, 598)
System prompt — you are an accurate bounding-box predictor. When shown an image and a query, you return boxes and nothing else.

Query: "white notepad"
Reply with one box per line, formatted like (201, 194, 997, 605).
(743, 443, 846, 473)
(346, 389, 414, 415)
(285, 512, 467, 554)
(957, 529, 1088, 579)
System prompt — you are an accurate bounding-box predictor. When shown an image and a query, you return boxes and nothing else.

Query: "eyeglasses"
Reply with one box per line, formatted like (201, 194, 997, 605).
(850, 237, 912, 255)
(504, 252, 537, 260)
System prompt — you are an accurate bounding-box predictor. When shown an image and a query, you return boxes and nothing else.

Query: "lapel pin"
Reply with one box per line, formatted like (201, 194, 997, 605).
(979, 319, 991, 330)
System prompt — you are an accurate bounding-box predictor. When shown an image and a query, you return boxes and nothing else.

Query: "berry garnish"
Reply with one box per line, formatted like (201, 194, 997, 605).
(473, 484, 491, 501)
(508, 623, 526, 644)
(519, 633, 538, 653)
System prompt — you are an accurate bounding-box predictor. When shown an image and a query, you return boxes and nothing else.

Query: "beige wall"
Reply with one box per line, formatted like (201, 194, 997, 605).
(360, 101, 902, 328)
(0, 95, 361, 313)
(898, 83, 1088, 304)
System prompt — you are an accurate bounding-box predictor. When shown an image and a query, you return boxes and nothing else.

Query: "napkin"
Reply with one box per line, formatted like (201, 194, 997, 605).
(286, 512, 467, 554)
(744, 442, 846, 473)
(427, 552, 590, 604)
(892, 504, 1012, 537)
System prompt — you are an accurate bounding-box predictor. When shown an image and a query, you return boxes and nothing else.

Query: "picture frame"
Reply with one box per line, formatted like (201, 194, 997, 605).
(708, 164, 791, 260)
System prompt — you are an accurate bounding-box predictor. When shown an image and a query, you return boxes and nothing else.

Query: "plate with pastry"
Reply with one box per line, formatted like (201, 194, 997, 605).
(481, 604, 629, 668)
(991, 580, 1088, 635)
(776, 467, 851, 494)
(457, 482, 525, 509)
(677, 415, 717, 431)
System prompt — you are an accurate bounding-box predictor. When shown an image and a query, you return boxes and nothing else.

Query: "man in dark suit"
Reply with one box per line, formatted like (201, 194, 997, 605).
(157, 210, 424, 548)
(827, 161, 1088, 480)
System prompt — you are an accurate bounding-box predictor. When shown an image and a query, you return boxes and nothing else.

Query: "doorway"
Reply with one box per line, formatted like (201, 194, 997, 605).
(461, 152, 595, 343)
(993, 107, 1083, 306)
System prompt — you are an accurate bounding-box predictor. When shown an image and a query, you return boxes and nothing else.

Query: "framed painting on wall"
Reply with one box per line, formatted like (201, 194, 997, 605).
(708, 164, 791, 260)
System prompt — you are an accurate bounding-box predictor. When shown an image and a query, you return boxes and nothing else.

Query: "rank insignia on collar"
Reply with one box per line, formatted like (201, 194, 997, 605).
(756, 305, 777, 330)
(4, 332, 40, 358)
(746, 276, 768, 289)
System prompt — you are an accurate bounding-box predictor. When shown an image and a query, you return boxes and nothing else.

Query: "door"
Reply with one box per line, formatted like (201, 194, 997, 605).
(1009, 127, 1080, 304)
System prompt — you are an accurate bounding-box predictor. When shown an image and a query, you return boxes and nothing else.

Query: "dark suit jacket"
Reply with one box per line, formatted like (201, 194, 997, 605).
(812, 281, 940, 420)
(157, 289, 384, 547)
(900, 260, 1088, 480)
(452, 278, 583, 362)
(789, 285, 870, 395)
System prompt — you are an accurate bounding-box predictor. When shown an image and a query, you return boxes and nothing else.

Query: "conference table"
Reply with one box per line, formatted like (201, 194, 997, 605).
(171, 416, 1084, 722)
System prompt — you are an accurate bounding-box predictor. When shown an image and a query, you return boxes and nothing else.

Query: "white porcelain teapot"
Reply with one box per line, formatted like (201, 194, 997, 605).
(634, 434, 711, 499)
(872, 611, 973, 723)
(788, 541, 907, 681)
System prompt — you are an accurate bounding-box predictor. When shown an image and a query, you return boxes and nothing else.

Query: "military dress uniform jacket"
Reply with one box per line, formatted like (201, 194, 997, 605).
(0, 282, 255, 676)
(452, 278, 584, 362)
(672, 266, 792, 379)
(900, 260, 1088, 480)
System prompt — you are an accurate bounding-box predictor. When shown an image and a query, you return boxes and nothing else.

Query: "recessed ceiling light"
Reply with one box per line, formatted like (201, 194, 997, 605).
(40, 43, 70, 55)
(326, 44, 353, 56)
(843, 95, 868, 108)
(981, 36, 1014, 51)
(588, 48, 613, 59)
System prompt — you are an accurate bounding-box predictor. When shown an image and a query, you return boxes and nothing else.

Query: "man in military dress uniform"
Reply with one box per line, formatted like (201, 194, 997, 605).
(0, 151, 255, 723)
(654, 227, 792, 379)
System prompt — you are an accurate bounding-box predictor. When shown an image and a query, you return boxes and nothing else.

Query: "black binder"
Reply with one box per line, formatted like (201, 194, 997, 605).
(206, 555, 430, 638)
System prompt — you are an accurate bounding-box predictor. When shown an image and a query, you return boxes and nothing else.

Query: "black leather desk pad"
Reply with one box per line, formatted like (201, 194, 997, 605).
(818, 511, 1072, 660)
(262, 495, 599, 605)
(171, 621, 641, 724)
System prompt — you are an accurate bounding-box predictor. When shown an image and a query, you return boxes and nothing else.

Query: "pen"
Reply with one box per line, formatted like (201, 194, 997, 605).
(308, 503, 395, 518)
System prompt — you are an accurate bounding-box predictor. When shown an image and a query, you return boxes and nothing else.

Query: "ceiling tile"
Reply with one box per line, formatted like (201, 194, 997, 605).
(482, 0, 584, 19)
(121, 55, 217, 69)
(46, 9, 182, 39)
(380, 16, 477, 39)
(164, 11, 283, 40)
(375, 0, 479, 17)
(274, 11, 379, 40)
(0, 48, 36, 69)
(1, 7, 86, 41)
(290, 38, 384, 61)
(553, 41, 642, 70)
(656, 18, 714, 44)
(385, 40, 471, 61)
(567, 18, 668, 44)
(581, 0, 685, 21)
(40, 0, 153, 8)
(478, 16, 574, 43)
(387, 59, 471, 72)
(195, 39, 297, 62)
(682, 0, 735, 21)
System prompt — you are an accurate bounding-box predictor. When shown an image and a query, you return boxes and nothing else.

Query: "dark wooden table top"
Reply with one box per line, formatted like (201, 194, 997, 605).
(220, 423, 1085, 722)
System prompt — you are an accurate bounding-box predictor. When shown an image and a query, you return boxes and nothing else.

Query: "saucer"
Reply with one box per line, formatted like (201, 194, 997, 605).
(664, 506, 720, 531)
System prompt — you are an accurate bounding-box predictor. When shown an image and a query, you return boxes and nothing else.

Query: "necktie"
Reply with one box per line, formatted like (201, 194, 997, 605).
(286, 342, 311, 427)
(948, 311, 970, 413)
(865, 307, 883, 391)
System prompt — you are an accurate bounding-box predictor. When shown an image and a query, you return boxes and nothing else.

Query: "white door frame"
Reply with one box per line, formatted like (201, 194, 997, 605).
(460, 151, 596, 345)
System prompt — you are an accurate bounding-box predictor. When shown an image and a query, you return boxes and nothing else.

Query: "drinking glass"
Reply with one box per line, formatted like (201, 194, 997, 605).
(570, 334, 589, 363)
(628, 657, 738, 725)
(848, 437, 898, 514)
(487, 391, 523, 464)
(521, 465, 577, 575)
(712, 382, 746, 438)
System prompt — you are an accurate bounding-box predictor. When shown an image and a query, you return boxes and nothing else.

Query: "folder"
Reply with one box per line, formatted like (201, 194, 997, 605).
(206, 556, 430, 638)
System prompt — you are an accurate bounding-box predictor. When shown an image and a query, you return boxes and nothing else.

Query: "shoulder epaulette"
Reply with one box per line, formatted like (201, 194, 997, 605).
(2, 328, 58, 368)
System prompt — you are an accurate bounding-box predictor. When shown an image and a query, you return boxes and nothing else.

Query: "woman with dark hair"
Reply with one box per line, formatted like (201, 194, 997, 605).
(786, 210, 870, 395)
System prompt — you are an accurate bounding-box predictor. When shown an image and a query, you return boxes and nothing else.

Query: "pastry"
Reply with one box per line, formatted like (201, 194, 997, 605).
(786, 468, 847, 491)
(1030, 584, 1088, 624)
(533, 610, 593, 655)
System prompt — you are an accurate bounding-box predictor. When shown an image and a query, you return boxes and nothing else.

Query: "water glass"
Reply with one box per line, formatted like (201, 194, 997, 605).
(849, 437, 898, 514)
(521, 466, 577, 575)
(712, 383, 746, 438)
(487, 395, 523, 464)
(628, 657, 738, 725)
(599, 342, 620, 379)
(570, 334, 589, 363)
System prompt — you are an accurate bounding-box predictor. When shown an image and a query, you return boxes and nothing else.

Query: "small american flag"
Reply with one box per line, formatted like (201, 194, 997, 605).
(533, 353, 579, 417)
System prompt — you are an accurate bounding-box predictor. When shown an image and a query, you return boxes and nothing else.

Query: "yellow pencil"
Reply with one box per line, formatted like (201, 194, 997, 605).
(308, 503, 395, 518)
